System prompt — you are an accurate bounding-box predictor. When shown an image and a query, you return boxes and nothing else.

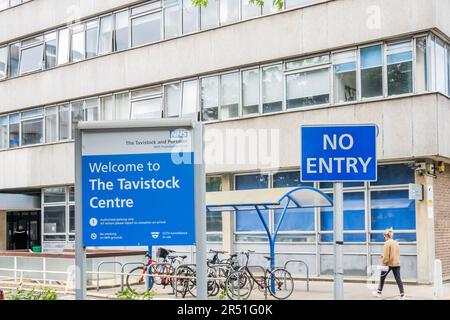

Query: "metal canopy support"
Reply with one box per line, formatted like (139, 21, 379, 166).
(207, 186, 334, 295)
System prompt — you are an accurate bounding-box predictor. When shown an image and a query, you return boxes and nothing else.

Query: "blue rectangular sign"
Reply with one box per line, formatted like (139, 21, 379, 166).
(301, 125, 377, 182)
(81, 129, 195, 247)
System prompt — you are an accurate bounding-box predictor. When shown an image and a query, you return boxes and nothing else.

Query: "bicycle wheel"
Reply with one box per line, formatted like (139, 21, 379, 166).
(172, 265, 195, 295)
(268, 268, 294, 300)
(151, 264, 173, 287)
(126, 266, 154, 293)
(225, 270, 253, 300)
(188, 268, 218, 298)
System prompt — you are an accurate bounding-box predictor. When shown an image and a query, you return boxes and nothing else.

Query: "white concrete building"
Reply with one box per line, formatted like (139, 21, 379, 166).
(0, 0, 450, 284)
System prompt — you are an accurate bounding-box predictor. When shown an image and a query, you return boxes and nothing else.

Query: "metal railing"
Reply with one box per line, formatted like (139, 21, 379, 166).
(284, 260, 310, 291)
(0, 259, 304, 299)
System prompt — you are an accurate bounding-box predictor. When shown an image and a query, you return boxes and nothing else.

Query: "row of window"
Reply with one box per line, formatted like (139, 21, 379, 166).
(1, 34, 449, 150)
(0, 0, 30, 12)
(205, 164, 417, 243)
(0, 0, 323, 80)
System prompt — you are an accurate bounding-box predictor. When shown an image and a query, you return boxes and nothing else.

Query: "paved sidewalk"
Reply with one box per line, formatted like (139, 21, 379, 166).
(3, 279, 449, 300)
(89, 279, 450, 300)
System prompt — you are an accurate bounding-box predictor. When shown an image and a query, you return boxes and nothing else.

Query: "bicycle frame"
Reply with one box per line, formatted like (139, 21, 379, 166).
(137, 258, 174, 287)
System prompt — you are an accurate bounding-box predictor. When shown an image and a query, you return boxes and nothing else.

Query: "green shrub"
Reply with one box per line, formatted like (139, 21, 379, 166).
(5, 286, 57, 300)
(115, 288, 155, 300)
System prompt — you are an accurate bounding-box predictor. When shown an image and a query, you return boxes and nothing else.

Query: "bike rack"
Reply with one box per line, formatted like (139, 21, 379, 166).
(246, 265, 269, 300)
(174, 263, 198, 299)
(284, 260, 310, 292)
(121, 262, 146, 292)
(96, 261, 123, 292)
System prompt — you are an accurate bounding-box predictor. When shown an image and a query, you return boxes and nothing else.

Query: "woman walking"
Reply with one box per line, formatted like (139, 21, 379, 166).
(373, 228, 407, 300)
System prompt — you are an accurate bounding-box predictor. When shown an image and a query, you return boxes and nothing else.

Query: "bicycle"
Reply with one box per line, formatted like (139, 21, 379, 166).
(225, 250, 294, 300)
(126, 248, 186, 293)
(207, 250, 240, 297)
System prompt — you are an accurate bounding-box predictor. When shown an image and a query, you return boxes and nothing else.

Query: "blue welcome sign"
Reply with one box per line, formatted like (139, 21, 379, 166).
(301, 125, 377, 182)
(81, 129, 195, 247)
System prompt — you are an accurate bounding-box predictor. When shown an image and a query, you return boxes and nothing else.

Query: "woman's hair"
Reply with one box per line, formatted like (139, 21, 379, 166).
(384, 228, 394, 239)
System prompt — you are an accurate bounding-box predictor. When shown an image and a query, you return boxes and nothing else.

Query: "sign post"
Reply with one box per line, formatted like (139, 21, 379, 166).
(333, 182, 344, 300)
(301, 124, 377, 300)
(75, 119, 206, 300)
(75, 126, 86, 300)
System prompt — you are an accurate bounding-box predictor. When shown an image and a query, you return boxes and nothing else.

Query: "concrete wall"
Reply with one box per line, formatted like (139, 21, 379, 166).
(438, 94, 450, 160)
(0, 142, 74, 190)
(434, 169, 450, 279)
(0, 0, 445, 113)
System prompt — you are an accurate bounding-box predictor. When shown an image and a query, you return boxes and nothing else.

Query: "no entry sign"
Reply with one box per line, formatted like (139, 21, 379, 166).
(301, 125, 377, 182)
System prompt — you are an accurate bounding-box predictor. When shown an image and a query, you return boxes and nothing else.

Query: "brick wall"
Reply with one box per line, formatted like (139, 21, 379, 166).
(434, 168, 450, 278)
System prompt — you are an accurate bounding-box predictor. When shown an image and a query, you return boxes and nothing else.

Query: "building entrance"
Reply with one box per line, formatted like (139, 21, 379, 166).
(7, 212, 41, 250)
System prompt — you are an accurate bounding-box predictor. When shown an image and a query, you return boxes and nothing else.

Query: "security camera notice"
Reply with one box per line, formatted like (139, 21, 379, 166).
(81, 151, 195, 247)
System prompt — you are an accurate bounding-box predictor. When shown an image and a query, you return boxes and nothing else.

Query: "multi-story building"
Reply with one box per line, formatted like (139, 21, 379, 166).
(0, 0, 449, 284)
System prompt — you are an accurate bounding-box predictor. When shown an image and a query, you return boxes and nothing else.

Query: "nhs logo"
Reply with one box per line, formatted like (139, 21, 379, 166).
(170, 129, 190, 139)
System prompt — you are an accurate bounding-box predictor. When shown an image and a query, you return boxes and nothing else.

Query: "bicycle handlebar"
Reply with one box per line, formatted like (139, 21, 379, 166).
(209, 249, 228, 254)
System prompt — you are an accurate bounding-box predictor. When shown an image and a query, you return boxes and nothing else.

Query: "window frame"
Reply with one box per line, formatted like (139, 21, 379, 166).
(130, 85, 163, 119)
(181, 78, 199, 117)
(43, 31, 58, 70)
(358, 42, 385, 101)
(261, 62, 285, 115)
(240, 66, 261, 118)
(331, 48, 358, 105)
(85, 19, 99, 59)
(219, 70, 241, 120)
(113, 9, 130, 52)
(44, 105, 59, 144)
(130, 1, 163, 48)
(284, 63, 332, 110)
(70, 23, 86, 63)
(20, 107, 44, 146)
(18, 36, 44, 75)
(384, 39, 415, 97)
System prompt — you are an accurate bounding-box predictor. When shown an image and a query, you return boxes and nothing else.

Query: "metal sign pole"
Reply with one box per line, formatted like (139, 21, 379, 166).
(75, 127, 86, 300)
(194, 122, 207, 300)
(333, 182, 344, 300)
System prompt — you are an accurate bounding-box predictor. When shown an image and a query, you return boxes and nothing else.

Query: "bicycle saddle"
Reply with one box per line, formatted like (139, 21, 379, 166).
(169, 255, 187, 259)
(264, 256, 273, 261)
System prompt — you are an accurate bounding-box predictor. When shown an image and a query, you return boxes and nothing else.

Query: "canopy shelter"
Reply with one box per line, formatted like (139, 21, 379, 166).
(206, 186, 334, 291)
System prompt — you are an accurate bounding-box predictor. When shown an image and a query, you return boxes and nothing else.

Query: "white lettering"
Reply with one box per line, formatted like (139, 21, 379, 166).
(359, 157, 372, 173)
(323, 134, 337, 150)
(89, 196, 134, 209)
(346, 157, 359, 173)
(339, 134, 354, 150)
(307, 158, 317, 173)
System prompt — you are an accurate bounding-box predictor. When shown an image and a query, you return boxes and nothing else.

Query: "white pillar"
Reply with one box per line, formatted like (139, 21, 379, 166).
(434, 259, 443, 300)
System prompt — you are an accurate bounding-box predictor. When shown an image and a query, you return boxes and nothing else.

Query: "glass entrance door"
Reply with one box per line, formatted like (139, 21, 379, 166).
(7, 211, 41, 250)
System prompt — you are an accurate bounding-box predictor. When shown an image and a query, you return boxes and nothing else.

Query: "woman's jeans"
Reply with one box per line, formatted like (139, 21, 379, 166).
(378, 266, 404, 295)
